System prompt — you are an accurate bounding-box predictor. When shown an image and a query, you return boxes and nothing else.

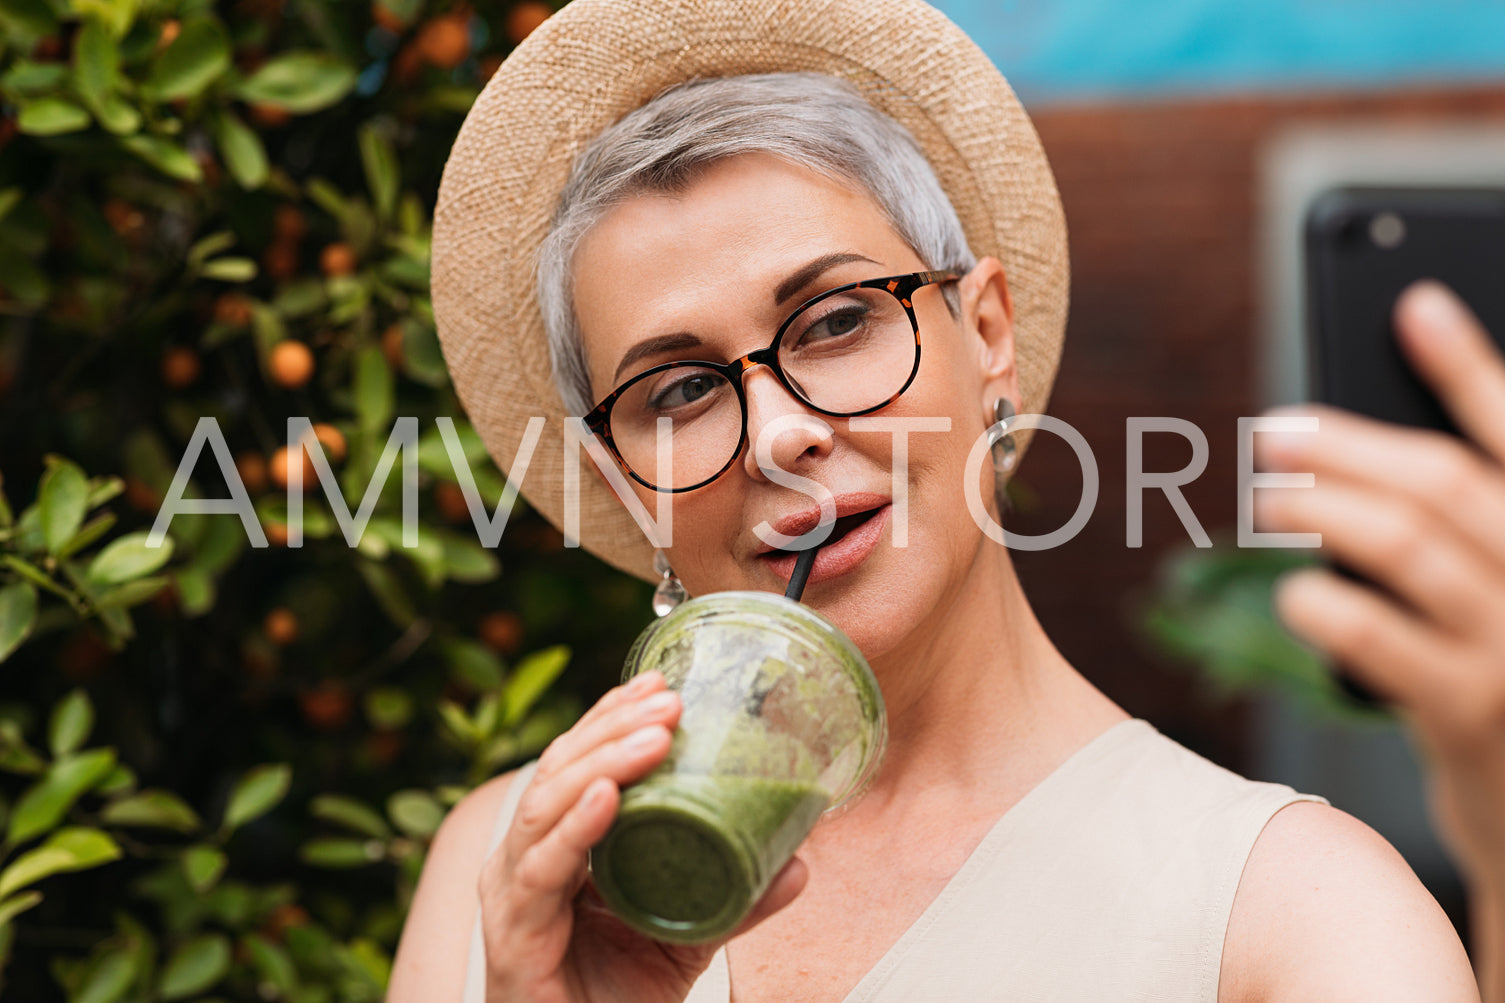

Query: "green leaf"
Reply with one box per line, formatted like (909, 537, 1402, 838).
(91, 92, 141, 135)
(100, 788, 201, 833)
(242, 934, 297, 997)
(0, 891, 41, 928)
(0, 826, 121, 899)
(439, 533, 500, 584)
(299, 837, 382, 868)
(8, 748, 117, 845)
(17, 97, 91, 136)
(0, 188, 21, 227)
(86, 531, 173, 586)
(180, 844, 225, 893)
(358, 123, 398, 219)
(95, 575, 169, 609)
(186, 230, 235, 267)
(48, 689, 93, 758)
(142, 16, 229, 100)
(387, 790, 443, 839)
(56, 512, 118, 561)
(157, 932, 230, 1000)
(39, 457, 89, 556)
(172, 566, 214, 618)
(355, 557, 415, 627)
(363, 687, 412, 730)
(221, 763, 290, 834)
(72, 0, 139, 39)
(0, 582, 38, 664)
(502, 645, 571, 727)
(310, 795, 390, 839)
(0, 0, 58, 41)
(73, 18, 119, 114)
(119, 134, 201, 182)
(353, 346, 394, 432)
(212, 112, 267, 189)
(198, 256, 257, 282)
(235, 52, 357, 113)
(71, 947, 135, 1003)
(441, 638, 504, 692)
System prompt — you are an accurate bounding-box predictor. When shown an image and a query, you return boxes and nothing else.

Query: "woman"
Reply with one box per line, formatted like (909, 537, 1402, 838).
(392, 0, 1479, 999)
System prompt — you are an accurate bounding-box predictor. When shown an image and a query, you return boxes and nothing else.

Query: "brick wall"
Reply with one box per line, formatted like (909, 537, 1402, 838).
(1010, 84, 1505, 772)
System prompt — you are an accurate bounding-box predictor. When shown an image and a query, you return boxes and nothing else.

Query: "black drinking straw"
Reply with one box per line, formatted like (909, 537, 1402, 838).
(784, 543, 819, 603)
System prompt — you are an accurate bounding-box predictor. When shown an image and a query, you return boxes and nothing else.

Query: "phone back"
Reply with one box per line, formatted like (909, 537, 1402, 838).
(1304, 186, 1505, 435)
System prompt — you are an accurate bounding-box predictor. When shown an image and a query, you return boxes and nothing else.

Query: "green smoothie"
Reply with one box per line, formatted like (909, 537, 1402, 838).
(589, 591, 886, 944)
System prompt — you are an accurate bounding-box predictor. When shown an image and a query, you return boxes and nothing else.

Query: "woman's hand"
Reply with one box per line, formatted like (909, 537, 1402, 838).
(478, 669, 808, 1003)
(1253, 280, 1505, 995)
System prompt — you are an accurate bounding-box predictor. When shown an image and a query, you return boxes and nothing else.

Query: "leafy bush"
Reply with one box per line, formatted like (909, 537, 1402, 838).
(0, 0, 653, 998)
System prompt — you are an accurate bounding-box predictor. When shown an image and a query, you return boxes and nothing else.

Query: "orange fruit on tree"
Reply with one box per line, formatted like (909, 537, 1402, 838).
(299, 682, 354, 730)
(249, 102, 291, 128)
(415, 14, 470, 69)
(263, 521, 290, 546)
(156, 19, 180, 52)
(236, 451, 269, 494)
(380, 321, 406, 369)
(124, 478, 161, 514)
(262, 241, 298, 280)
(213, 292, 253, 326)
(433, 481, 470, 523)
(505, 1, 552, 45)
(263, 607, 300, 646)
(269, 445, 317, 490)
(103, 199, 146, 240)
(371, 1, 409, 32)
(310, 423, 347, 463)
(268, 340, 315, 388)
(160, 346, 201, 389)
(478, 611, 525, 655)
(319, 241, 357, 277)
(273, 204, 307, 242)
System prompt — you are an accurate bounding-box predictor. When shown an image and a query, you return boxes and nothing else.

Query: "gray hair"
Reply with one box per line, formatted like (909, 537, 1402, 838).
(536, 72, 977, 417)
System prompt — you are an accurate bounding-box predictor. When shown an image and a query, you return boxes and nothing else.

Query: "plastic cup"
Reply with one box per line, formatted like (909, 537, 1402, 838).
(588, 591, 886, 944)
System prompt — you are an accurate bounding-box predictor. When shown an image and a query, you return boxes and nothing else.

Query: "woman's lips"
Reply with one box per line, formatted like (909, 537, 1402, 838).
(759, 504, 892, 586)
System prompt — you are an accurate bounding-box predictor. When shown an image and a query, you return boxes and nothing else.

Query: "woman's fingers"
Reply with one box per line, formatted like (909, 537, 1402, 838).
(1254, 404, 1505, 577)
(1254, 474, 1500, 638)
(509, 687, 680, 849)
(1394, 281, 1505, 465)
(1272, 566, 1475, 723)
(505, 778, 622, 929)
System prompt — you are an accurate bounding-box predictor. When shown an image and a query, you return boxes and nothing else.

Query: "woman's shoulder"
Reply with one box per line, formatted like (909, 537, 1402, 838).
(1219, 799, 1477, 1002)
(386, 764, 533, 1002)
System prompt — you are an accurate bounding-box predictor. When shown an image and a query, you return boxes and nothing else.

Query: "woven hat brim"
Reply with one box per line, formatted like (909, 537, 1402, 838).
(432, 0, 1069, 583)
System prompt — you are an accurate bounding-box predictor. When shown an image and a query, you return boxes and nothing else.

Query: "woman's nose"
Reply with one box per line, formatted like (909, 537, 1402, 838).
(740, 366, 834, 482)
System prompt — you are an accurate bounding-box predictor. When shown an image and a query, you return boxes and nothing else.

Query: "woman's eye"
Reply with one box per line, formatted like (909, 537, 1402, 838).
(797, 306, 867, 345)
(647, 371, 725, 410)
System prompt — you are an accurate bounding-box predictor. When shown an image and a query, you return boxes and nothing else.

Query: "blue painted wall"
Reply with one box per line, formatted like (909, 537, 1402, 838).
(936, 0, 1505, 104)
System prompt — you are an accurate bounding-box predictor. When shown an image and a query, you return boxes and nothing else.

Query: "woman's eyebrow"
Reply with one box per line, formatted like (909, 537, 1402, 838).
(613, 331, 703, 384)
(774, 251, 880, 305)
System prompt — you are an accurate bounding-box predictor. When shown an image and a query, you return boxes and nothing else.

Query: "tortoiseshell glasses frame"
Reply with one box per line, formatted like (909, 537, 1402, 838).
(582, 269, 960, 493)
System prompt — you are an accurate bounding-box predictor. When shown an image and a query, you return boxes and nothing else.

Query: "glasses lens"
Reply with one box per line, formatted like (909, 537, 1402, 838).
(778, 287, 917, 414)
(608, 366, 743, 490)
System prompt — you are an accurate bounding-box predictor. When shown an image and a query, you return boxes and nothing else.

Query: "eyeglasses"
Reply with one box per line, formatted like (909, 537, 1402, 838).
(583, 270, 959, 492)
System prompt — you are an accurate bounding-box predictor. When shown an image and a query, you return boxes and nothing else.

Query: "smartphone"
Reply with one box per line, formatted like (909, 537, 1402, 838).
(1303, 186, 1505, 707)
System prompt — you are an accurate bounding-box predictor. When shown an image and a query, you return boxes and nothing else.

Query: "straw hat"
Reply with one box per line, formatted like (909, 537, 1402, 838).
(431, 0, 1069, 583)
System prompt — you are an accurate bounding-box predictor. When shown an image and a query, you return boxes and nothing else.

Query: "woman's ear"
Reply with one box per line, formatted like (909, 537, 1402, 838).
(959, 256, 1020, 410)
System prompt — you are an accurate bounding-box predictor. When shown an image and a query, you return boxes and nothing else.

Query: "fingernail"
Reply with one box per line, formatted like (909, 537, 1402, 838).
(640, 691, 678, 717)
(623, 673, 655, 696)
(1404, 281, 1468, 336)
(627, 726, 664, 751)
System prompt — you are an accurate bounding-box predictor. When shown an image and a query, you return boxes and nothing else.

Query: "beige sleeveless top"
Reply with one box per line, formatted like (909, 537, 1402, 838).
(463, 718, 1327, 1002)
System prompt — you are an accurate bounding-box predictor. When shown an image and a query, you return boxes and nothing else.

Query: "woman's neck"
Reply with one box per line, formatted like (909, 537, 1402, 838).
(845, 542, 1127, 820)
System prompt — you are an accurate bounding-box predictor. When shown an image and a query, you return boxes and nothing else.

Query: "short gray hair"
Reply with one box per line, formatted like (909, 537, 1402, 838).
(536, 72, 977, 417)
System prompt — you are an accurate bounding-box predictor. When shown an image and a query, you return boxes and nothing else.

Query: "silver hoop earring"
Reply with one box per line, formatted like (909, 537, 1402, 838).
(988, 397, 1019, 477)
(652, 549, 688, 616)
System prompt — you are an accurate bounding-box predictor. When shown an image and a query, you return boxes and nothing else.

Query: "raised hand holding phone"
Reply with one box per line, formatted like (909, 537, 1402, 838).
(1253, 281, 1505, 1001)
